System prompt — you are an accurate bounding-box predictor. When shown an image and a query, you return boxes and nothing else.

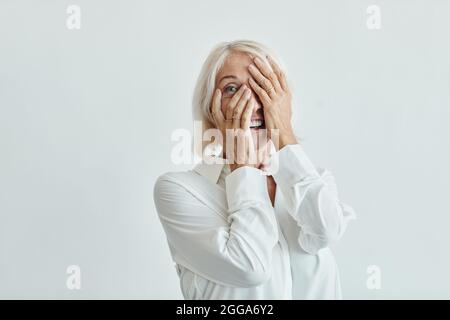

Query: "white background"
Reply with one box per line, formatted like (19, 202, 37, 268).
(1, 0, 449, 299)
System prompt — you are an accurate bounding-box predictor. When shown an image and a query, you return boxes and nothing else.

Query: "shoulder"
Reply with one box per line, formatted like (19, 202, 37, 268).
(155, 170, 195, 184)
(153, 169, 213, 218)
(153, 170, 197, 215)
(154, 170, 197, 191)
(153, 168, 205, 201)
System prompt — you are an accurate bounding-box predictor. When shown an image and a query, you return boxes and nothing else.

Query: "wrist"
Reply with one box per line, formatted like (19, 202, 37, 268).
(278, 128, 297, 150)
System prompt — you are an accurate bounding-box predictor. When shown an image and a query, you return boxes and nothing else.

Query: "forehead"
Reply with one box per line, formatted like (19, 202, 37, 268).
(216, 51, 254, 84)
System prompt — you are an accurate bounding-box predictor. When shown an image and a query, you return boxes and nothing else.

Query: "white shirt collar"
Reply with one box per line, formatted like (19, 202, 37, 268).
(193, 141, 280, 183)
(193, 161, 226, 184)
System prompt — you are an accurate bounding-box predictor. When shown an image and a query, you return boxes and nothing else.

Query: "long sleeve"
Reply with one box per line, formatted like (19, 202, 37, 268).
(153, 166, 279, 288)
(271, 144, 356, 255)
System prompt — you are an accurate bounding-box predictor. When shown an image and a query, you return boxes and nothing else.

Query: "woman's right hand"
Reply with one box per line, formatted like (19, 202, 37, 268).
(211, 84, 258, 172)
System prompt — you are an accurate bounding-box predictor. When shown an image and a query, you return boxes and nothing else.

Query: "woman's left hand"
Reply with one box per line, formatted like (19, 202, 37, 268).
(248, 55, 298, 150)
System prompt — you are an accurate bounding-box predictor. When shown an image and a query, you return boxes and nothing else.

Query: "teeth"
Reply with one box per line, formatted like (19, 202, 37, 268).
(250, 120, 263, 128)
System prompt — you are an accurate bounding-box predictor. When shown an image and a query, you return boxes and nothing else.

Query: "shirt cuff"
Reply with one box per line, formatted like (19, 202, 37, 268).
(271, 144, 320, 187)
(225, 166, 272, 211)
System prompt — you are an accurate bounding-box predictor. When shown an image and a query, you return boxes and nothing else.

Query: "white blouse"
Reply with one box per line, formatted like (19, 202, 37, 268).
(154, 144, 356, 300)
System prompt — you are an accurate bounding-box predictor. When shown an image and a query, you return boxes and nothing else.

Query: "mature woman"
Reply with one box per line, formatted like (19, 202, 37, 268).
(154, 40, 356, 300)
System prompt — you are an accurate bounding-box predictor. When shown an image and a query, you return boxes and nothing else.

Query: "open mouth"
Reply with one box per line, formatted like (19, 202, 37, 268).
(249, 119, 265, 130)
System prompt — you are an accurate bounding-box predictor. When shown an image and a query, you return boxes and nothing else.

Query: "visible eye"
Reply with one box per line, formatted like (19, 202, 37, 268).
(224, 85, 238, 94)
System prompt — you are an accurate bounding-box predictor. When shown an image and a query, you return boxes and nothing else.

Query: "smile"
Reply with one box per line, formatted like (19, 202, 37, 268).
(250, 119, 265, 129)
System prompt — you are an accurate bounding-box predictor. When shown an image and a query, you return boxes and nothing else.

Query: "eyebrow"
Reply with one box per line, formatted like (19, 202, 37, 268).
(218, 75, 238, 85)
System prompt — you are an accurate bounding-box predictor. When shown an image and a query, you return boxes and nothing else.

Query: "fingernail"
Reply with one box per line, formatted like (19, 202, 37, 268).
(248, 64, 255, 70)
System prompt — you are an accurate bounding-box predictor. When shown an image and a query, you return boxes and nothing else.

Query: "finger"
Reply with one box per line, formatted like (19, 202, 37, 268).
(225, 85, 247, 121)
(241, 99, 255, 130)
(211, 89, 224, 125)
(248, 77, 270, 105)
(253, 56, 282, 93)
(248, 63, 276, 98)
(266, 55, 287, 91)
(232, 88, 251, 129)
